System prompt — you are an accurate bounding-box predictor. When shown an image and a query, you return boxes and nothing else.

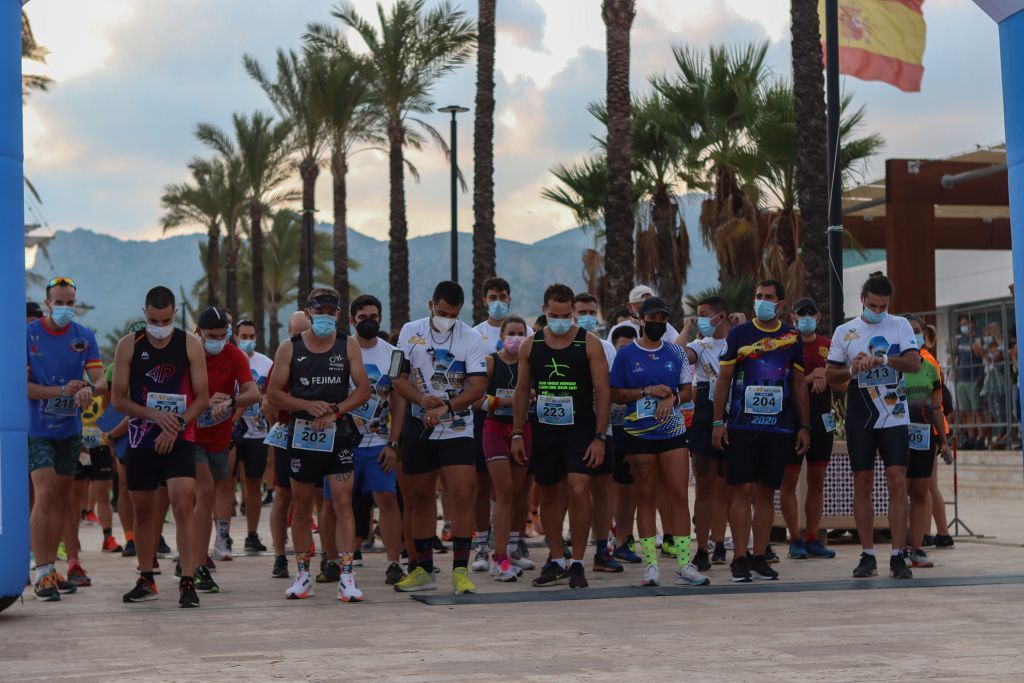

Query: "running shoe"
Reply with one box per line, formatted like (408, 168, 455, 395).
(788, 539, 809, 560)
(517, 538, 530, 558)
(441, 521, 454, 542)
(316, 560, 341, 584)
(174, 561, 182, 578)
(152, 558, 162, 575)
(764, 545, 780, 564)
(626, 534, 637, 554)
(272, 555, 290, 579)
(568, 562, 588, 589)
(285, 571, 314, 599)
(102, 536, 123, 553)
(692, 548, 712, 572)
(593, 552, 624, 573)
(640, 563, 660, 587)
(508, 549, 535, 571)
(67, 565, 92, 587)
(225, 534, 234, 550)
(338, 571, 364, 602)
(493, 558, 519, 582)
(805, 540, 836, 558)
(852, 552, 878, 578)
(431, 535, 448, 554)
(57, 542, 67, 562)
(361, 537, 376, 550)
(471, 547, 491, 572)
(890, 552, 913, 579)
(385, 562, 405, 586)
(244, 532, 267, 553)
(121, 539, 137, 557)
(212, 538, 233, 561)
(453, 567, 476, 594)
(660, 538, 677, 558)
(195, 565, 219, 593)
(532, 561, 567, 587)
(730, 555, 752, 583)
(400, 548, 409, 564)
(394, 567, 438, 592)
(53, 572, 77, 594)
(933, 534, 955, 549)
(84, 511, 99, 525)
(157, 536, 172, 556)
(353, 550, 364, 567)
(921, 534, 936, 548)
(612, 543, 642, 564)
(123, 577, 158, 603)
(676, 562, 711, 586)
(206, 555, 217, 572)
(749, 554, 779, 581)
(34, 574, 60, 602)
(179, 578, 200, 608)
(262, 489, 274, 506)
(711, 542, 727, 565)
(910, 549, 933, 568)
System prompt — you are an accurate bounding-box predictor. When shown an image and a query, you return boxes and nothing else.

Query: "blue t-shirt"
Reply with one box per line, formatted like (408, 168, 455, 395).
(609, 340, 692, 439)
(27, 319, 103, 439)
(721, 320, 803, 434)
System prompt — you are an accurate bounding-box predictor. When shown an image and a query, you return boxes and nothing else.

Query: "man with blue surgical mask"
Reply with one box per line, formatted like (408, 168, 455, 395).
(473, 276, 532, 352)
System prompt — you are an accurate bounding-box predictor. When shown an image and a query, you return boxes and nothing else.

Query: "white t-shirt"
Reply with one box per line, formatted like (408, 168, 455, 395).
(473, 320, 534, 353)
(601, 339, 618, 433)
(241, 350, 273, 439)
(352, 339, 399, 449)
(827, 315, 919, 430)
(687, 337, 728, 385)
(398, 317, 488, 440)
(607, 319, 680, 344)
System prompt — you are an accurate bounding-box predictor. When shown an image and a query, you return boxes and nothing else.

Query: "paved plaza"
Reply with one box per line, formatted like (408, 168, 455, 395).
(2, 495, 1024, 681)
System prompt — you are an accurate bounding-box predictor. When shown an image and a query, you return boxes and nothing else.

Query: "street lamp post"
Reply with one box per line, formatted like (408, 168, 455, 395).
(439, 105, 469, 283)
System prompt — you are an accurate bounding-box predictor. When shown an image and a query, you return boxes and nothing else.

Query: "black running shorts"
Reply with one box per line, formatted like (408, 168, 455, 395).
(400, 418, 477, 475)
(75, 446, 114, 482)
(530, 421, 612, 486)
(725, 429, 794, 489)
(236, 438, 269, 480)
(786, 423, 834, 469)
(846, 425, 909, 472)
(907, 439, 936, 479)
(622, 432, 689, 456)
(126, 440, 196, 491)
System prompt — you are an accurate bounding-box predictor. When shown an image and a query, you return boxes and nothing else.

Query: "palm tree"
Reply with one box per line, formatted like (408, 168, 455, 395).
(196, 112, 296, 351)
(472, 0, 497, 324)
(21, 10, 53, 102)
(309, 0, 476, 334)
(243, 49, 328, 306)
(601, 0, 636, 317)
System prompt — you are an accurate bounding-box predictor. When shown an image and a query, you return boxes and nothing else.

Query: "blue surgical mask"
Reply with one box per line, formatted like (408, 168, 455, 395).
(547, 318, 573, 336)
(914, 333, 925, 348)
(311, 314, 337, 338)
(577, 314, 598, 332)
(204, 338, 227, 355)
(697, 316, 717, 337)
(754, 299, 776, 322)
(960, 325, 970, 335)
(985, 335, 994, 346)
(488, 300, 510, 321)
(862, 307, 887, 324)
(797, 316, 817, 335)
(226, 327, 233, 340)
(50, 305, 75, 327)
(239, 340, 256, 355)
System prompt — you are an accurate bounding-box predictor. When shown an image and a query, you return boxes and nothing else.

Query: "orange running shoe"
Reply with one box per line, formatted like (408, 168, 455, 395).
(83, 511, 99, 525)
(102, 536, 123, 553)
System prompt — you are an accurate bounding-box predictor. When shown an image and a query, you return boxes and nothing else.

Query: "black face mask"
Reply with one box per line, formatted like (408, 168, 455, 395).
(355, 318, 380, 340)
(643, 321, 667, 342)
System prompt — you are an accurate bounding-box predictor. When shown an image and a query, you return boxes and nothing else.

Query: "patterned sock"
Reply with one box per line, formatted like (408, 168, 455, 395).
(295, 552, 309, 574)
(124, 529, 134, 542)
(640, 536, 657, 566)
(676, 536, 692, 569)
(453, 537, 472, 569)
(474, 530, 489, 548)
(414, 538, 433, 573)
(339, 552, 354, 573)
(508, 530, 520, 547)
(215, 519, 230, 540)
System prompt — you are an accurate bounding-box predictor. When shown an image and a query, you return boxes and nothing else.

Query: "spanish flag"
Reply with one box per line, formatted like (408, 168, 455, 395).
(818, 0, 927, 92)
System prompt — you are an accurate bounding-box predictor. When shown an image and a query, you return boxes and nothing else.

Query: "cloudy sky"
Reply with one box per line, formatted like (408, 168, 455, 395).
(22, 0, 1005, 244)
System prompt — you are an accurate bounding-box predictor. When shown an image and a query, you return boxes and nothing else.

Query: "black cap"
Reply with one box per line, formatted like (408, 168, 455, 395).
(197, 306, 231, 330)
(26, 301, 43, 319)
(793, 297, 818, 315)
(638, 296, 670, 317)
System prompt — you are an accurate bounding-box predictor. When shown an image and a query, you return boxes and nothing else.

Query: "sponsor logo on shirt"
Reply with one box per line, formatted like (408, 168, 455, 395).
(408, 335, 427, 346)
(70, 338, 89, 353)
(842, 329, 861, 342)
(145, 364, 176, 384)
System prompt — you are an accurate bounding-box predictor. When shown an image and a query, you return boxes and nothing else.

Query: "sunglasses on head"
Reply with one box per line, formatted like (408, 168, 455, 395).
(235, 318, 254, 329)
(47, 276, 76, 290)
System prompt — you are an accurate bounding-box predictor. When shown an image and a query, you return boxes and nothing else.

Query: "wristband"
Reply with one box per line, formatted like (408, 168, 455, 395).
(511, 434, 524, 441)
(882, 355, 889, 367)
(387, 440, 400, 450)
(444, 399, 454, 415)
(712, 420, 725, 427)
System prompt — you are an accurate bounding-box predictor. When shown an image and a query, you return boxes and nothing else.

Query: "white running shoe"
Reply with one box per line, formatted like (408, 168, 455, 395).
(675, 562, 711, 586)
(338, 571, 363, 602)
(285, 571, 313, 599)
(471, 546, 490, 572)
(640, 563, 660, 587)
(493, 558, 519, 582)
(508, 548, 535, 571)
(212, 537, 232, 561)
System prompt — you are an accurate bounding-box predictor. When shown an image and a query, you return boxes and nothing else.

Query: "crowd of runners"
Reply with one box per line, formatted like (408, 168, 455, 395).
(25, 271, 958, 607)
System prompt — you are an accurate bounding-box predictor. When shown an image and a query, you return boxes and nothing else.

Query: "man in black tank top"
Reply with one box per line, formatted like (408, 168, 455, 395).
(267, 288, 372, 602)
(512, 284, 610, 590)
(111, 286, 210, 607)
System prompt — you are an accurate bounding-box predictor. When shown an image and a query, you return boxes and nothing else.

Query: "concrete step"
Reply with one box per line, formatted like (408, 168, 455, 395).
(944, 464, 1023, 484)
(953, 449, 1024, 467)
(938, 466, 1024, 499)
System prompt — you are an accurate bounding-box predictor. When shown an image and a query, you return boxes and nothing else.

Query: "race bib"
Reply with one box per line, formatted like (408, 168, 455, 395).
(45, 396, 78, 417)
(744, 385, 783, 415)
(857, 365, 898, 387)
(263, 422, 289, 449)
(610, 404, 627, 427)
(909, 423, 931, 451)
(635, 395, 660, 419)
(821, 411, 837, 433)
(146, 392, 187, 416)
(493, 388, 515, 417)
(352, 396, 382, 422)
(197, 407, 230, 429)
(537, 395, 574, 426)
(82, 426, 102, 449)
(291, 419, 336, 452)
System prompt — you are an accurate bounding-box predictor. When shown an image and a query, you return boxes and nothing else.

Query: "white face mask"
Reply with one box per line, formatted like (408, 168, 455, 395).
(147, 323, 174, 340)
(432, 315, 456, 334)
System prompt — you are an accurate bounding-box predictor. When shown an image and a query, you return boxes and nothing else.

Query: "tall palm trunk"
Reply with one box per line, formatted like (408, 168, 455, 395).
(471, 0, 497, 324)
(267, 296, 281, 356)
(602, 0, 636, 320)
(298, 158, 319, 307)
(331, 144, 351, 330)
(249, 202, 267, 351)
(387, 117, 410, 335)
(651, 186, 682, 325)
(225, 226, 239, 317)
(206, 223, 220, 306)
(791, 0, 830, 325)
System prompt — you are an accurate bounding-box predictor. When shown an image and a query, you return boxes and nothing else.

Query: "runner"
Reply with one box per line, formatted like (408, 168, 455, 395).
(348, 294, 407, 585)
(513, 284, 611, 590)
(921, 323, 955, 549)
(473, 276, 532, 352)
(825, 272, 919, 579)
(391, 281, 489, 594)
(712, 279, 810, 582)
(609, 326, 642, 564)
(111, 286, 210, 606)
(267, 288, 372, 602)
(952, 317, 984, 449)
(610, 296, 709, 587)
(27, 300, 43, 323)
(190, 308, 260, 593)
(606, 286, 679, 344)
(235, 318, 274, 554)
(782, 297, 839, 560)
(27, 276, 107, 601)
(902, 314, 954, 569)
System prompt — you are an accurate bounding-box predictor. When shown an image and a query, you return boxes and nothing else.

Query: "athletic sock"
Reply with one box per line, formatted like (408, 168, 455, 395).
(570, 559, 583, 568)
(508, 530, 520, 548)
(474, 530, 489, 547)
(124, 529, 135, 542)
(295, 552, 310, 574)
(676, 536, 692, 569)
(553, 557, 567, 570)
(34, 565, 47, 583)
(103, 528, 112, 539)
(594, 537, 608, 556)
(414, 538, 433, 573)
(640, 536, 658, 566)
(140, 571, 155, 584)
(890, 548, 902, 557)
(805, 534, 817, 543)
(452, 537, 471, 569)
(339, 552, 354, 573)
(863, 548, 876, 556)
(492, 552, 508, 564)
(215, 519, 230, 541)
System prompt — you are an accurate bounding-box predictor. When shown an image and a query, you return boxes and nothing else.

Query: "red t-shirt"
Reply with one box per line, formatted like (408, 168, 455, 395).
(195, 344, 254, 452)
(802, 333, 832, 416)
